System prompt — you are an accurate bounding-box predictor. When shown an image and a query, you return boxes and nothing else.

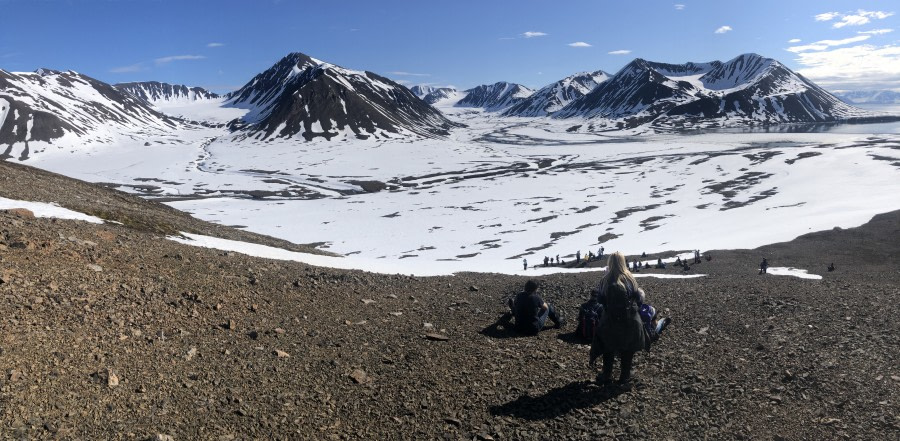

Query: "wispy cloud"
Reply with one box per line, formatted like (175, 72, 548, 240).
(154, 55, 206, 65)
(207, 42, 225, 48)
(786, 35, 871, 53)
(568, 42, 592, 47)
(715, 25, 733, 34)
(815, 12, 841, 21)
(794, 43, 900, 90)
(788, 38, 802, 43)
(608, 49, 631, 55)
(674, 4, 685, 10)
(522, 31, 547, 38)
(815, 10, 895, 28)
(858, 28, 893, 35)
(387, 71, 430, 77)
(110, 62, 146, 73)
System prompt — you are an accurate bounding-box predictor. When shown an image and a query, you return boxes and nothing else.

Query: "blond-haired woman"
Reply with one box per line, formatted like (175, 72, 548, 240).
(589, 251, 650, 385)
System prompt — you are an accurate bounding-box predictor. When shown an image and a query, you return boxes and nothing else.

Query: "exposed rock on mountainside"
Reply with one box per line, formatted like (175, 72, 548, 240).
(0, 69, 176, 154)
(225, 52, 459, 141)
(456, 81, 534, 111)
(503, 70, 609, 116)
(554, 53, 879, 129)
(115, 81, 220, 104)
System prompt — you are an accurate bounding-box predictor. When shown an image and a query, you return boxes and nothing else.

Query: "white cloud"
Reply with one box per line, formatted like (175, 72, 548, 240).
(858, 28, 893, 35)
(522, 31, 548, 38)
(715, 25, 732, 34)
(608, 49, 631, 55)
(816, 10, 895, 29)
(154, 55, 206, 65)
(207, 42, 225, 48)
(568, 42, 592, 47)
(794, 43, 900, 90)
(110, 62, 146, 73)
(788, 38, 802, 43)
(674, 4, 685, 10)
(815, 12, 840, 21)
(786, 35, 871, 53)
(834, 14, 872, 28)
(387, 71, 430, 77)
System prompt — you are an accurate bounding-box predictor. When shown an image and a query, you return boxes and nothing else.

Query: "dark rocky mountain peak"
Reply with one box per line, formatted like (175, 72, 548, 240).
(225, 52, 459, 141)
(455, 82, 534, 111)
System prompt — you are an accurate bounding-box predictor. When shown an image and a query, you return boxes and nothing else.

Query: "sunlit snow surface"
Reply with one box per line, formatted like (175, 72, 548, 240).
(767, 267, 823, 280)
(0, 197, 104, 224)
(21, 102, 900, 275)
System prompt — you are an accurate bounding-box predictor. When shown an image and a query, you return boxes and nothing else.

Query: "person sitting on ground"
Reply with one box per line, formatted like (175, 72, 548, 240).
(505, 280, 564, 335)
(682, 260, 690, 272)
(759, 258, 769, 275)
(589, 252, 651, 385)
(643, 262, 650, 269)
(827, 262, 835, 272)
(705, 253, 712, 262)
(655, 258, 666, 269)
(639, 304, 672, 343)
(675, 256, 682, 266)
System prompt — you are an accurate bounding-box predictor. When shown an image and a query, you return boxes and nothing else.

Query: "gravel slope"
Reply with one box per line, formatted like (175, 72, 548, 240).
(0, 162, 897, 440)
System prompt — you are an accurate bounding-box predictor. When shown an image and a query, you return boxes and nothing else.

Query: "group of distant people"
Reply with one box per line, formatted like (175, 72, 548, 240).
(503, 251, 672, 387)
(524, 247, 607, 270)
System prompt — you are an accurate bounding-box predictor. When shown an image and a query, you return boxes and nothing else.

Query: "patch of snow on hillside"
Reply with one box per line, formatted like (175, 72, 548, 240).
(767, 267, 823, 280)
(0, 197, 104, 223)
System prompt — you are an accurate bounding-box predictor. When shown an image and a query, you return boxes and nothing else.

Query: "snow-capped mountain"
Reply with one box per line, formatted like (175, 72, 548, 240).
(834, 90, 900, 105)
(422, 87, 458, 105)
(502, 70, 609, 117)
(455, 82, 533, 111)
(225, 52, 458, 140)
(409, 85, 438, 98)
(554, 53, 873, 129)
(115, 81, 220, 105)
(0, 68, 176, 156)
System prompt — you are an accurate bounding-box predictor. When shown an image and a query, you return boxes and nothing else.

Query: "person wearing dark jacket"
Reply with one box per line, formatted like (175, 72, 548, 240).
(590, 252, 650, 385)
(509, 280, 564, 335)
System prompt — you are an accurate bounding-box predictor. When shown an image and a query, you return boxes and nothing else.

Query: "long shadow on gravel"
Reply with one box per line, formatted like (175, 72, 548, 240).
(479, 318, 524, 339)
(490, 380, 626, 420)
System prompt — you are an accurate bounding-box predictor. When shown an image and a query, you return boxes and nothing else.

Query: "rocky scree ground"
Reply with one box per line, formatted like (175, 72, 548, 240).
(0, 162, 898, 440)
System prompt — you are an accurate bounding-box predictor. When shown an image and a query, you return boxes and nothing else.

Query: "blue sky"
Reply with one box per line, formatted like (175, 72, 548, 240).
(1, 0, 897, 93)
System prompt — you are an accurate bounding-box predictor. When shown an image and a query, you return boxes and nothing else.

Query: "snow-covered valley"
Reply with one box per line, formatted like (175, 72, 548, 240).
(15, 101, 900, 276)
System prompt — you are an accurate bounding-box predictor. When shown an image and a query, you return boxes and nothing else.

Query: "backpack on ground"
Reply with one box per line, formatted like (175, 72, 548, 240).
(575, 299, 602, 341)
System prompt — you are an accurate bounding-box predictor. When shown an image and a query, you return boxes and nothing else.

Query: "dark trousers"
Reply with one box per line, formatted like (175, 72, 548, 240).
(601, 351, 635, 382)
(504, 304, 561, 334)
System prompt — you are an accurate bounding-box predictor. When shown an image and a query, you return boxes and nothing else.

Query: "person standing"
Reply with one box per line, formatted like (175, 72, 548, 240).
(523, 258, 528, 271)
(590, 252, 650, 385)
(759, 258, 769, 275)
